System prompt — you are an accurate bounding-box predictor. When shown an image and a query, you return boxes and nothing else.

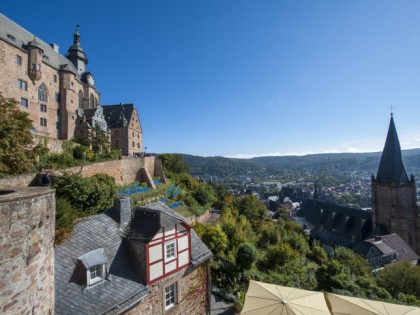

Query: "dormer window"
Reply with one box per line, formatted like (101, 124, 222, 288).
(77, 248, 108, 287)
(165, 240, 177, 262)
(7, 34, 16, 42)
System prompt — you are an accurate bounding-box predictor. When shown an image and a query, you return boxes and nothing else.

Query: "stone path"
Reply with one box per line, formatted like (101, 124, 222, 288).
(210, 293, 235, 315)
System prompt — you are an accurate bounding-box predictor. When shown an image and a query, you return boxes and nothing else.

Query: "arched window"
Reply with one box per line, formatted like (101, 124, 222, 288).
(38, 84, 48, 102)
(78, 91, 84, 108)
(90, 94, 94, 109)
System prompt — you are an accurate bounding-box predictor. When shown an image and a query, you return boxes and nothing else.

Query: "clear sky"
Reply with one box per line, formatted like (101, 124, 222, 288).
(2, 1, 420, 157)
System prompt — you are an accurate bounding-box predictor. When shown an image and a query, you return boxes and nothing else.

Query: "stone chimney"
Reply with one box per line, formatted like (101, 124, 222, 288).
(113, 197, 131, 231)
(50, 43, 59, 53)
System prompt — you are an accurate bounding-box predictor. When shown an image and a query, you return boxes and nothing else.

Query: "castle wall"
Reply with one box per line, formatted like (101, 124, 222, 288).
(124, 262, 210, 315)
(0, 187, 55, 314)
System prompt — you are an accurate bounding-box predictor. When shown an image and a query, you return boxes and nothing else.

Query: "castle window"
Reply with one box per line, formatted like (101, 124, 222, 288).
(43, 55, 49, 61)
(20, 98, 28, 108)
(137, 143, 140, 148)
(132, 141, 135, 148)
(78, 91, 84, 107)
(164, 240, 177, 262)
(137, 134, 139, 139)
(38, 84, 48, 102)
(53, 74, 57, 83)
(132, 131, 134, 137)
(40, 104, 47, 112)
(16, 55, 22, 65)
(165, 283, 177, 310)
(56, 122, 60, 129)
(40, 118, 47, 127)
(32, 64, 40, 70)
(18, 79, 27, 90)
(7, 34, 16, 42)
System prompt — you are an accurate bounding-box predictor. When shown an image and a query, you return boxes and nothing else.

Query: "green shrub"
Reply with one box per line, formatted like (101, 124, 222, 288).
(56, 197, 78, 229)
(236, 243, 257, 270)
(73, 145, 90, 160)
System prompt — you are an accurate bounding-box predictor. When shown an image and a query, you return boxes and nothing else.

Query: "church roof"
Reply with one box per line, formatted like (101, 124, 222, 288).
(376, 115, 409, 184)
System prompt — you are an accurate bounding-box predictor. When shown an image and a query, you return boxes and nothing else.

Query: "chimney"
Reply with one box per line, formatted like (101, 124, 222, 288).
(50, 43, 59, 53)
(113, 197, 131, 231)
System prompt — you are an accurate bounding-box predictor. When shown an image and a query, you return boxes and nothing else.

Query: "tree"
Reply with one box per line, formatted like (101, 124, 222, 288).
(377, 261, 420, 298)
(200, 225, 228, 255)
(0, 93, 37, 174)
(160, 154, 189, 174)
(90, 124, 110, 154)
(236, 243, 257, 270)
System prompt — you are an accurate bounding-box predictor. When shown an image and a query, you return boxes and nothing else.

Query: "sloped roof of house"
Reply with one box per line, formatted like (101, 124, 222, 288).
(0, 12, 78, 75)
(55, 201, 211, 314)
(365, 233, 419, 262)
(102, 104, 142, 132)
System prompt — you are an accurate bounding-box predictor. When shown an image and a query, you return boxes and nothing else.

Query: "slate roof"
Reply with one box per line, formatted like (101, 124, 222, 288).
(0, 12, 78, 75)
(365, 233, 419, 263)
(376, 115, 410, 184)
(55, 201, 212, 314)
(102, 104, 142, 132)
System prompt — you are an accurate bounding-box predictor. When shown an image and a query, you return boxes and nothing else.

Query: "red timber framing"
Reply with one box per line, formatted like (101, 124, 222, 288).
(146, 222, 191, 285)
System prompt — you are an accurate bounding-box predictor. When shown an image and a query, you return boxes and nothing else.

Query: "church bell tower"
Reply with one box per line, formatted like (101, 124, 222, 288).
(371, 114, 419, 254)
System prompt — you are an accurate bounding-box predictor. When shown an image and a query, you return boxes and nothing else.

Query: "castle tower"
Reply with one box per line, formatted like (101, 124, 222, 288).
(371, 114, 419, 254)
(65, 25, 88, 75)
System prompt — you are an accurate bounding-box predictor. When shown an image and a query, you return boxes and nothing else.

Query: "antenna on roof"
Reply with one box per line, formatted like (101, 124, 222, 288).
(388, 104, 395, 116)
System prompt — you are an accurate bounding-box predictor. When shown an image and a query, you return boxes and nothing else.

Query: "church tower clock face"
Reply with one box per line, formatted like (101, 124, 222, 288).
(87, 74, 96, 87)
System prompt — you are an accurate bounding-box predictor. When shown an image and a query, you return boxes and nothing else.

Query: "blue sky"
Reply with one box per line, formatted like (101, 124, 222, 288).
(2, 1, 420, 157)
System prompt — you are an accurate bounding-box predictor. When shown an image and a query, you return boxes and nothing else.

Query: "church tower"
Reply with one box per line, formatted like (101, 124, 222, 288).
(371, 114, 419, 254)
(66, 26, 88, 75)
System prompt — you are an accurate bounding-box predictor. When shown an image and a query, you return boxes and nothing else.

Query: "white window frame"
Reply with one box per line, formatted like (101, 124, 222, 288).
(88, 264, 105, 286)
(164, 240, 177, 262)
(164, 282, 177, 310)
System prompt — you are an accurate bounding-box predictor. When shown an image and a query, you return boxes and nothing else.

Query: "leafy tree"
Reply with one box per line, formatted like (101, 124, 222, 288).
(265, 243, 300, 268)
(200, 225, 228, 255)
(377, 261, 420, 297)
(237, 195, 267, 222)
(55, 197, 77, 229)
(90, 124, 110, 154)
(236, 243, 257, 270)
(54, 173, 116, 214)
(0, 93, 38, 174)
(160, 153, 189, 174)
(193, 183, 216, 207)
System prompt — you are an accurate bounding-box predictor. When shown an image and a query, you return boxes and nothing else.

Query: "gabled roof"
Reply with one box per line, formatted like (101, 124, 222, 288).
(55, 201, 211, 314)
(102, 103, 142, 132)
(376, 115, 409, 184)
(0, 13, 79, 75)
(365, 233, 419, 262)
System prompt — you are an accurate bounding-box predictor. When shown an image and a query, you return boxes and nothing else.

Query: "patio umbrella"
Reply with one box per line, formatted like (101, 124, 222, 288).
(324, 292, 420, 315)
(242, 280, 331, 314)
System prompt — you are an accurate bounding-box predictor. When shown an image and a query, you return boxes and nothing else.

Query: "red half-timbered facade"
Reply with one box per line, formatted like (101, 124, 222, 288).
(146, 222, 192, 284)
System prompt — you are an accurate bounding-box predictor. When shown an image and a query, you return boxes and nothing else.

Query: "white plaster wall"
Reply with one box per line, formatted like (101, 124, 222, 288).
(149, 244, 162, 263)
(149, 262, 163, 281)
(178, 250, 189, 267)
(177, 235, 188, 252)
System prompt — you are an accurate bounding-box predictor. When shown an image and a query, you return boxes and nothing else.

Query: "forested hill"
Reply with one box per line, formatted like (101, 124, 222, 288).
(180, 148, 420, 183)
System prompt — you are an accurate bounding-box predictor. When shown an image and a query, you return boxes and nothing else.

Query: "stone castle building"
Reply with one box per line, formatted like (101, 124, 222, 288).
(0, 13, 142, 155)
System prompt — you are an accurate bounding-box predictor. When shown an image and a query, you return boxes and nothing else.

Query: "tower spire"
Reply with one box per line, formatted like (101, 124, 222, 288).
(376, 115, 409, 184)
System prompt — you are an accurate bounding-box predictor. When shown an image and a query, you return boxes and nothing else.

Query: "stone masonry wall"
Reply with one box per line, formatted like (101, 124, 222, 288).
(125, 262, 210, 315)
(0, 156, 165, 189)
(0, 187, 55, 314)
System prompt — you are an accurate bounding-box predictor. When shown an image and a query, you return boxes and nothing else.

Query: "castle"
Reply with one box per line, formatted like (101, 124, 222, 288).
(0, 13, 142, 156)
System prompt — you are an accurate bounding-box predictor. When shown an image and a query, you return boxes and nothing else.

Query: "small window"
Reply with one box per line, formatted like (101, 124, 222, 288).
(137, 134, 139, 139)
(56, 122, 60, 129)
(132, 131, 134, 137)
(20, 98, 28, 108)
(53, 74, 57, 83)
(32, 64, 40, 70)
(40, 104, 47, 112)
(18, 79, 27, 91)
(165, 240, 176, 261)
(40, 118, 47, 127)
(16, 55, 22, 65)
(7, 34, 16, 42)
(89, 265, 103, 285)
(137, 143, 140, 148)
(43, 55, 49, 61)
(132, 141, 135, 148)
(55, 92, 60, 102)
(165, 283, 177, 310)
(57, 109, 60, 116)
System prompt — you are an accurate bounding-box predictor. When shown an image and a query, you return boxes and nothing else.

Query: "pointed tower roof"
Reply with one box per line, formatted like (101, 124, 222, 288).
(66, 25, 88, 65)
(376, 115, 409, 184)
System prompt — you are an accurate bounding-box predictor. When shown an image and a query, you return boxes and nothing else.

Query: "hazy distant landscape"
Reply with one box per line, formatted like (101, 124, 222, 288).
(181, 148, 420, 186)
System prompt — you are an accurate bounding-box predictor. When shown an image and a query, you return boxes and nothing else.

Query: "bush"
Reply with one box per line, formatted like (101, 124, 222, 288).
(73, 145, 90, 160)
(55, 197, 78, 229)
(54, 173, 116, 214)
(236, 243, 257, 270)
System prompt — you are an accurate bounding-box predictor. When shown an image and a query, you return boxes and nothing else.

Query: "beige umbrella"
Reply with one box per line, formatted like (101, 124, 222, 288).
(324, 292, 420, 315)
(242, 280, 331, 314)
